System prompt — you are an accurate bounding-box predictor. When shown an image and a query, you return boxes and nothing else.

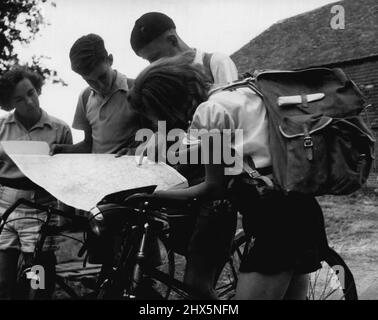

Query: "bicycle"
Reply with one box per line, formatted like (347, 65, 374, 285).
(0, 186, 207, 300)
(0, 198, 94, 299)
(0, 188, 358, 300)
(86, 191, 358, 300)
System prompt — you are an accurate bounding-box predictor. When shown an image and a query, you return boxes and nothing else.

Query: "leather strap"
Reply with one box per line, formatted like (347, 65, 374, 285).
(202, 52, 214, 84)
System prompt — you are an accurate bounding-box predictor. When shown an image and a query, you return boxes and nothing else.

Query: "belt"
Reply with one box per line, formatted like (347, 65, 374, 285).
(236, 166, 275, 195)
(253, 166, 273, 176)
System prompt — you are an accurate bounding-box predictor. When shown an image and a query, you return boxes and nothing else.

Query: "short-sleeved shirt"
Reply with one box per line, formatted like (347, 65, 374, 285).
(189, 87, 271, 175)
(193, 49, 238, 85)
(0, 109, 73, 180)
(72, 70, 143, 154)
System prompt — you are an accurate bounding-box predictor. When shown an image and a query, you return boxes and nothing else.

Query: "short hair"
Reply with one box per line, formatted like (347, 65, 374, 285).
(128, 51, 209, 130)
(130, 12, 176, 54)
(69, 33, 109, 75)
(0, 66, 43, 111)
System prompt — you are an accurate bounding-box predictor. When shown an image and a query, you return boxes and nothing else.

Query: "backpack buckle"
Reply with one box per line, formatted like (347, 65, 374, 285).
(246, 169, 261, 179)
(303, 136, 313, 147)
(242, 173, 275, 197)
(303, 136, 314, 161)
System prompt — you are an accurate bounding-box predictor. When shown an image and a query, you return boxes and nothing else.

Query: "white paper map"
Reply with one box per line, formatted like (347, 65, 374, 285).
(1, 141, 188, 211)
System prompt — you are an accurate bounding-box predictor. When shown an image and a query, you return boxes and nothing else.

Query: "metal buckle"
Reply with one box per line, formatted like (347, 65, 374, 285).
(303, 137, 313, 148)
(247, 169, 261, 179)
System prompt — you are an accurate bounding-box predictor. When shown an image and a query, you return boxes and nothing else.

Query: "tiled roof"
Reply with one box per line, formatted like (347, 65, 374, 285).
(231, 0, 378, 72)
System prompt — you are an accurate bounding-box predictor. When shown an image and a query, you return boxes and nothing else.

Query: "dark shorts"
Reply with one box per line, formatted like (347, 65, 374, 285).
(230, 177, 329, 275)
(169, 200, 237, 266)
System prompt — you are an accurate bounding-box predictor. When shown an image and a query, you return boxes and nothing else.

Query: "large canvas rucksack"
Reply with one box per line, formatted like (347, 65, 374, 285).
(219, 68, 375, 196)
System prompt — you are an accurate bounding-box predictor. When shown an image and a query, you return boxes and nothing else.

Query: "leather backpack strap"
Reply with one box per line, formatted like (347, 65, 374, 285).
(202, 52, 215, 84)
(208, 77, 263, 98)
(242, 157, 275, 194)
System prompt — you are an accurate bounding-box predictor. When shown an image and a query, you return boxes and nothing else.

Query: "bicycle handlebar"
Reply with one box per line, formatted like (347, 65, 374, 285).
(0, 198, 88, 233)
(122, 193, 198, 211)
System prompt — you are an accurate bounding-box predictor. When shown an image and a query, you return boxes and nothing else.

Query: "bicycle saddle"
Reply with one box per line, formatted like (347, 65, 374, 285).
(98, 185, 157, 205)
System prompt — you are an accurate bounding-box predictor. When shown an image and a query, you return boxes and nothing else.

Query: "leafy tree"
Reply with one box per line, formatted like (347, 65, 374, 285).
(0, 0, 66, 85)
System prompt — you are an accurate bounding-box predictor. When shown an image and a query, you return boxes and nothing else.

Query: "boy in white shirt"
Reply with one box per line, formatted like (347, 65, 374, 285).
(128, 13, 239, 298)
(130, 12, 238, 85)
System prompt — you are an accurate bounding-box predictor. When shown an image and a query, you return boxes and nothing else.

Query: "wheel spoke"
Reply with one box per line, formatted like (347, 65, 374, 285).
(215, 237, 245, 300)
(319, 265, 332, 299)
(308, 249, 357, 300)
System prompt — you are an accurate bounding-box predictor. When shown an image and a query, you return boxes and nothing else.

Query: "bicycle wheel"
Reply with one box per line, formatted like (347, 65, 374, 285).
(215, 229, 247, 300)
(216, 230, 358, 301)
(307, 247, 358, 300)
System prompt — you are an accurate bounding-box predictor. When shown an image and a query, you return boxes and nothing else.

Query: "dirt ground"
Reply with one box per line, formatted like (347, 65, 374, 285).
(54, 187, 378, 300)
(316, 188, 378, 299)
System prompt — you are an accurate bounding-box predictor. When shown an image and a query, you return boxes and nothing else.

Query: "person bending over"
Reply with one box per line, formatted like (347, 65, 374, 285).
(127, 52, 329, 300)
(52, 33, 146, 155)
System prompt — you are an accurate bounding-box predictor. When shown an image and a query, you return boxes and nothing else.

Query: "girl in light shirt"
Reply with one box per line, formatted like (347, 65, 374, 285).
(127, 52, 329, 300)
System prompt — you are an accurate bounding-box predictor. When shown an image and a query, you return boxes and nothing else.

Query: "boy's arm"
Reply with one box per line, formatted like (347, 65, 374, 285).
(50, 128, 92, 154)
(153, 137, 229, 201)
(51, 89, 93, 154)
(153, 163, 227, 201)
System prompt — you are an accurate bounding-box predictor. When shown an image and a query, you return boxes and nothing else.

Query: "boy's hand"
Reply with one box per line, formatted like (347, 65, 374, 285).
(50, 144, 64, 155)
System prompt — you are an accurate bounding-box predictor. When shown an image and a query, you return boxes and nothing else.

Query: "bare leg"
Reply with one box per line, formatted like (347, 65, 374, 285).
(183, 200, 237, 300)
(234, 270, 294, 300)
(284, 274, 309, 300)
(184, 254, 218, 299)
(0, 249, 20, 299)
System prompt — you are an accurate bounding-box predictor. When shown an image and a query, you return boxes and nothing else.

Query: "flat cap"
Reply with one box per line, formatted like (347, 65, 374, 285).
(130, 12, 176, 53)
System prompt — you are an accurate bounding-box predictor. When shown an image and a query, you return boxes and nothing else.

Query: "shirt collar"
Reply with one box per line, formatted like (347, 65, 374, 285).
(4, 109, 53, 129)
(32, 109, 53, 129)
(112, 70, 128, 92)
(4, 112, 16, 124)
(91, 70, 129, 97)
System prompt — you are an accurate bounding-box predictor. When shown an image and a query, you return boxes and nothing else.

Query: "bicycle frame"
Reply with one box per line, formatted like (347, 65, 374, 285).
(95, 199, 228, 300)
(101, 220, 209, 300)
